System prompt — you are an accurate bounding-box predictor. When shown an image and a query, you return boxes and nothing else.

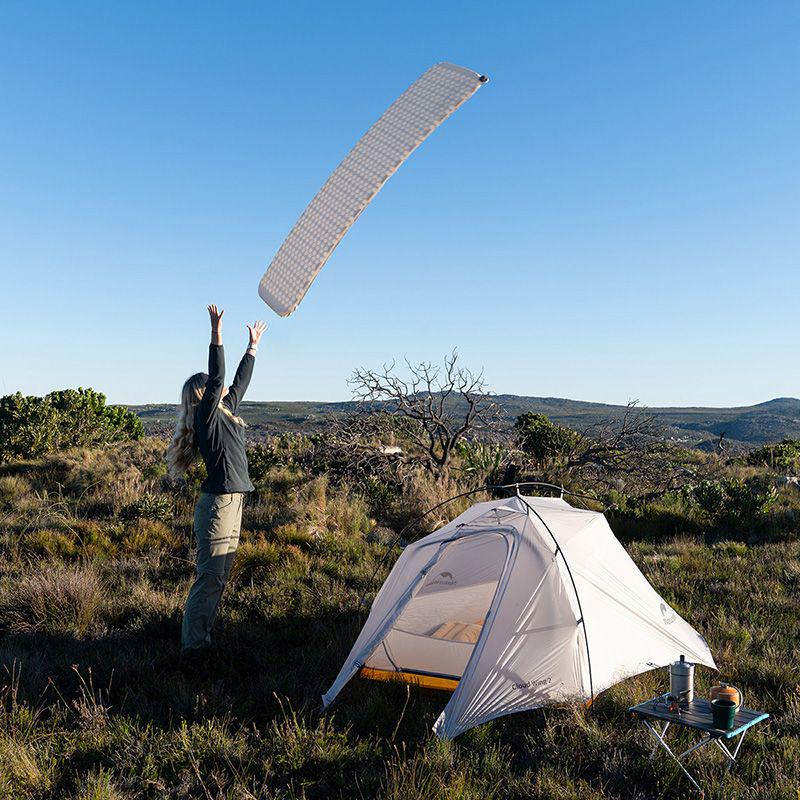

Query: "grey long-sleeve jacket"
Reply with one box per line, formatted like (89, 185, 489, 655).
(194, 344, 255, 494)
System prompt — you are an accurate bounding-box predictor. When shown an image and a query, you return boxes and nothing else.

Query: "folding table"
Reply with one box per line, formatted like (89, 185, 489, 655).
(630, 693, 769, 794)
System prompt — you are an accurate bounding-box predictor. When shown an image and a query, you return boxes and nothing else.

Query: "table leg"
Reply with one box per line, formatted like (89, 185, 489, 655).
(648, 721, 670, 762)
(712, 729, 746, 793)
(642, 719, 704, 793)
(727, 729, 746, 769)
(678, 734, 713, 761)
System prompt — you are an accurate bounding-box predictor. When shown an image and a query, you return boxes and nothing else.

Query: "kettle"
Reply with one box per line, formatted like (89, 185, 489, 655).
(669, 654, 694, 707)
(709, 682, 743, 710)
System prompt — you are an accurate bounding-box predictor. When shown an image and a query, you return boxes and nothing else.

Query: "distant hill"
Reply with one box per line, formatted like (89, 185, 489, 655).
(130, 396, 800, 449)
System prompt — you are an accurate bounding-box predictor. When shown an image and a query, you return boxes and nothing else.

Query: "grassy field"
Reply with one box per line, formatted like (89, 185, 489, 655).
(0, 439, 798, 799)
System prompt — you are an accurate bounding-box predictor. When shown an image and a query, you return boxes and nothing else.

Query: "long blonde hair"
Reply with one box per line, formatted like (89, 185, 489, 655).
(166, 373, 246, 478)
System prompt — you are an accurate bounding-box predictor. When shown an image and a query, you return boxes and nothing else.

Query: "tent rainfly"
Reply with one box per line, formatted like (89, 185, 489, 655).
(322, 495, 716, 739)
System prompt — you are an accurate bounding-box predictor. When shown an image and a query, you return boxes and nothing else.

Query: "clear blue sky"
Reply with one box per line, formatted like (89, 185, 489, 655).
(2, 1, 798, 407)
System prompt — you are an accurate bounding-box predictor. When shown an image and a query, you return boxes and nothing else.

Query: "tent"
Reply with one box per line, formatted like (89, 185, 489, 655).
(322, 494, 716, 739)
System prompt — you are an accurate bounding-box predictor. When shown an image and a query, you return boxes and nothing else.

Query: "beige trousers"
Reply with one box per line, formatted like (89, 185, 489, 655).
(181, 492, 243, 651)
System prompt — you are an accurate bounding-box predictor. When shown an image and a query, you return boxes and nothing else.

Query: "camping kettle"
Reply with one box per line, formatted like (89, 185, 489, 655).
(669, 655, 694, 706)
(709, 682, 743, 710)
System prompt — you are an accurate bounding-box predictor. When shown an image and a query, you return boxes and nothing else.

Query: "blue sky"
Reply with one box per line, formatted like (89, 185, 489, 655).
(1, 1, 798, 406)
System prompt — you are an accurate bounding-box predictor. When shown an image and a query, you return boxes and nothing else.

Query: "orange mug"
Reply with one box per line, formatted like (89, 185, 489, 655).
(709, 682, 742, 710)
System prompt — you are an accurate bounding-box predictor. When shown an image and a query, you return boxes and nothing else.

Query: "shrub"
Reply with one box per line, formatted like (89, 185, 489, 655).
(691, 477, 778, 529)
(120, 492, 173, 524)
(182, 459, 208, 494)
(24, 528, 79, 559)
(0, 388, 144, 462)
(515, 412, 580, 463)
(39, 439, 164, 496)
(23, 521, 117, 560)
(376, 470, 476, 535)
(363, 477, 398, 521)
(0, 564, 105, 636)
(260, 466, 306, 495)
(748, 439, 800, 474)
(289, 477, 375, 538)
(142, 461, 168, 481)
(247, 434, 311, 482)
(122, 519, 181, 554)
(71, 520, 118, 558)
(454, 440, 504, 483)
(0, 475, 32, 509)
(228, 539, 282, 585)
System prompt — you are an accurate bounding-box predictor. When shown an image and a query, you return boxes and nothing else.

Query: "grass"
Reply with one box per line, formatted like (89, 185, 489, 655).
(0, 563, 105, 636)
(0, 440, 797, 798)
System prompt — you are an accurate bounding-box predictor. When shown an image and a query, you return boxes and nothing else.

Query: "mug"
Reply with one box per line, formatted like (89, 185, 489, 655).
(711, 698, 737, 730)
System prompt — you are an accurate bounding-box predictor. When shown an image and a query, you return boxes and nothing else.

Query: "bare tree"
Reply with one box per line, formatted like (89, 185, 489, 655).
(515, 401, 699, 496)
(349, 350, 500, 476)
(569, 402, 692, 493)
(311, 410, 415, 486)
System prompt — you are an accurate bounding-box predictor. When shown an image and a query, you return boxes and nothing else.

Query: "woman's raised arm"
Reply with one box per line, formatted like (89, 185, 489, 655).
(199, 304, 226, 421)
(225, 321, 266, 413)
(209, 304, 224, 346)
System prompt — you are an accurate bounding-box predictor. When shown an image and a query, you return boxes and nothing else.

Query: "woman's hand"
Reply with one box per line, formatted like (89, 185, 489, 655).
(208, 304, 224, 345)
(247, 320, 267, 349)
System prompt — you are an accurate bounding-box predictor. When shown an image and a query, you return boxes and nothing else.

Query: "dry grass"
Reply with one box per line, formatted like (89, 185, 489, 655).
(0, 439, 796, 798)
(121, 519, 182, 554)
(0, 562, 105, 636)
(74, 769, 127, 800)
(0, 732, 55, 798)
(0, 474, 32, 507)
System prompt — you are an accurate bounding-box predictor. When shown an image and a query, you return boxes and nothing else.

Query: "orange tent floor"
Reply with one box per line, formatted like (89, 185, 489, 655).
(358, 667, 459, 692)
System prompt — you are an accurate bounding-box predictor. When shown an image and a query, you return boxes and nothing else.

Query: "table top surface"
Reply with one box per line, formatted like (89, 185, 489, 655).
(630, 694, 769, 739)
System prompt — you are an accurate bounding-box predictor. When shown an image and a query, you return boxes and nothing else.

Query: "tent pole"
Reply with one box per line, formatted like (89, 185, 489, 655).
(514, 490, 596, 709)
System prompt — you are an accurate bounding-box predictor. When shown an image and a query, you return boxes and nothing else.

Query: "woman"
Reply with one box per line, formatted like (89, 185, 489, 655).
(166, 304, 267, 654)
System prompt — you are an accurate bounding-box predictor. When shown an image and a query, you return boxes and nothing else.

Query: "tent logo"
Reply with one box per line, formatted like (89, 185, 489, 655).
(513, 677, 551, 691)
(660, 602, 676, 625)
(430, 571, 457, 586)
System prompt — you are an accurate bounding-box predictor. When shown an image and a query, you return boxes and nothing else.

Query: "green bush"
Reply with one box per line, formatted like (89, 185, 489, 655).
(247, 434, 311, 483)
(26, 520, 118, 560)
(748, 438, 800, 474)
(514, 412, 580, 462)
(228, 539, 282, 585)
(691, 476, 778, 529)
(142, 460, 168, 481)
(120, 492, 173, 524)
(0, 388, 143, 462)
(24, 528, 80, 559)
(454, 440, 504, 483)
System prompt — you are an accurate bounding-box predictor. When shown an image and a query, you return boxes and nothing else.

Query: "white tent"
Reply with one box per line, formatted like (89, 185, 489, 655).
(323, 494, 716, 739)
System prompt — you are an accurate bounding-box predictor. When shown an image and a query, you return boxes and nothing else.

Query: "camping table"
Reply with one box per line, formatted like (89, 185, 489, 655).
(629, 694, 769, 794)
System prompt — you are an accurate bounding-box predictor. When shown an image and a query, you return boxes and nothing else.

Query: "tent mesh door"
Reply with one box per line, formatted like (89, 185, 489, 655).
(363, 532, 508, 681)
